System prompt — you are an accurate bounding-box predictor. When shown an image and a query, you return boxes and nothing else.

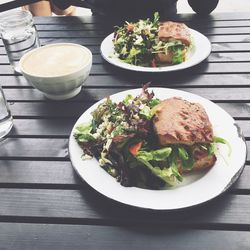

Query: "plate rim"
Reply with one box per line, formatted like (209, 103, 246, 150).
(69, 88, 247, 211)
(100, 28, 211, 72)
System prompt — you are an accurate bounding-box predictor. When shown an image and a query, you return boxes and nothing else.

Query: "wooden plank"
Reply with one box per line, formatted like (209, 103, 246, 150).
(83, 74, 250, 87)
(4, 87, 250, 102)
(0, 160, 80, 186)
(34, 24, 250, 35)
(0, 188, 249, 226)
(0, 56, 9, 64)
(34, 20, 250, 30)
(91, 62, 250, 74)
(9, 119, 76, 137)
(33, 13, 250, 24)
(41, 41, 250, 53)
(0, 47, 7, 55)
(0, 75, 29, 86)
(7, 119, 250, 138)
(194, 27, 250, 35)
(38, 37, 102, 47)
(1, 41, 250, 54)
(95, 62, 250, 74)
(213, 103, 250, 119)
(233, 165, 250, 190)
(9, 103, 91, 118)
(0, 45, 250, 61)
(10, 119, 250, 138)
(0, 158, 248, 191)
(237, 120, 250, 138)
(208, 52, 250, 62)
(0, 37, 104, 47)
(0, 138, 69, 159)
(2, 39, 247, 53)
(0, 223, 250, 250)
(3, 52, 250, 65)
(35, 23, 111, 31)
(0, 45, 100, 56)
(3, 62, 250, 74)
(37, 30, 108, 38)
(208, 34, 250, 43)
(191, 20, 250, 28)
(34, 19, 250, 28)
(37, 32, 250, 44)
(212, 43, 250, 52)
(1, 74, 250, 88)
(34, 16, 107, 25)
(0, 138, 249, 161)
(5, 102, 250, 119)
(35, 32, 250, 43)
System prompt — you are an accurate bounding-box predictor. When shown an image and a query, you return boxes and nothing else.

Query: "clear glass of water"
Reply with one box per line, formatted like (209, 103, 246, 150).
(0, 86, 13, 139)
(0, 9, 40, 73)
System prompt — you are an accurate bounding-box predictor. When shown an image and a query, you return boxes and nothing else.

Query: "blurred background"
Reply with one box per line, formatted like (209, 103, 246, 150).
(75, 0, 250, 15)
(0, 0, 250, 15)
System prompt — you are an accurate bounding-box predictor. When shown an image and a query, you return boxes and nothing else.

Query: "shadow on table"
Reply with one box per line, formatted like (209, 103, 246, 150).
(78, 182, 238, 229)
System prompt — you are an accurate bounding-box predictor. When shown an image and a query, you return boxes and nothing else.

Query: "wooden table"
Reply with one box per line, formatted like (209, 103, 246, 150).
(0, 13, 250, 249)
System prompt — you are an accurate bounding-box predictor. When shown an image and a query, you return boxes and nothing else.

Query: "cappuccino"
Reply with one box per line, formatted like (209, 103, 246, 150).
(21, 43, 91, 77)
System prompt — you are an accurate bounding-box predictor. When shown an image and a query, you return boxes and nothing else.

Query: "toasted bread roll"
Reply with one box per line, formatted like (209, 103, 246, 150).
(158, 21, 191, 46)
(156, 21, 191, 64)
(178, 145, 217, 172)
(153, 97, 214, 146)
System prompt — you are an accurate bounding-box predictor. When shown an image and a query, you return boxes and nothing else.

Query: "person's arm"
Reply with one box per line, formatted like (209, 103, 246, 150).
(188, 0, 219, 15)
(22, 1, 52, 16)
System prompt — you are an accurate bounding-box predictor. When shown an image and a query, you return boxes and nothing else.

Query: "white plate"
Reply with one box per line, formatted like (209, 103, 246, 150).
(100, 29, 211, 72)
(69, 88, 247, 210)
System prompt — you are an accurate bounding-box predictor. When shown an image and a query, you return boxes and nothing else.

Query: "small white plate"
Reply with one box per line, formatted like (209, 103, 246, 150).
(69, 88, 247, 210)
(100, 29, 211, 72)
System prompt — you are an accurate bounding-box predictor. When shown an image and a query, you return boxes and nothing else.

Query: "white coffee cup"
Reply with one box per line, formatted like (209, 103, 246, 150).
(19, 43, 92, 100)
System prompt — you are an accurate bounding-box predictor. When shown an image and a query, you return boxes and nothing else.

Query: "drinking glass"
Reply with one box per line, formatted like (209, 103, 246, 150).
(0, 86, 13, 139)
(0, 9, 40, 73)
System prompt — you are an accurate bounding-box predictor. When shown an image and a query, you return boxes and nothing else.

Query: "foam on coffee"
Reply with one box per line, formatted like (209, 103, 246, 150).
(21, 44, 91, 77)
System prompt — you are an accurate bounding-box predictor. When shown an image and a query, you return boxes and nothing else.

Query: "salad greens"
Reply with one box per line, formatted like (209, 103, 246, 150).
(74, 85, 230, 189)
(112, 12, 191, 67)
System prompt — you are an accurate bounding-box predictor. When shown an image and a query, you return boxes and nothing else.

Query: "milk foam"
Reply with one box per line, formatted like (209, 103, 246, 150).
(21, 44, 90, 77)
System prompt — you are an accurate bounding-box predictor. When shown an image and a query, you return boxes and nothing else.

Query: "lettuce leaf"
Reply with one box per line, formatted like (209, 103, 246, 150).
(135, 147, 183, 186)
(74, 123, 96, 142)
(172, 47, 184, 64)
(136, 147, 172, 163)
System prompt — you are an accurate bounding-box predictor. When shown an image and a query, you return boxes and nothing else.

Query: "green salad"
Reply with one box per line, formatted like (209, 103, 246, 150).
(112, 12, 191, 67)
(74, 85, 229, 189)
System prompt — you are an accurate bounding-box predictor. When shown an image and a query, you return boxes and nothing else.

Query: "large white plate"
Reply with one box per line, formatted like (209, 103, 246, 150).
(100, 29, 211, 72)
(69, 88, 247, 210)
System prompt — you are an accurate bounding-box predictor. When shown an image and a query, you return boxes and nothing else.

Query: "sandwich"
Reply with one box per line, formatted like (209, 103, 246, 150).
(156, 21, 191, 64)
(153, 97, 216, 172)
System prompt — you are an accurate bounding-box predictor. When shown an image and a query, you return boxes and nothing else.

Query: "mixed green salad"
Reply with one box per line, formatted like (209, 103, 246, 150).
(74, 85, 229, 189)
(112, 12, 191, 67)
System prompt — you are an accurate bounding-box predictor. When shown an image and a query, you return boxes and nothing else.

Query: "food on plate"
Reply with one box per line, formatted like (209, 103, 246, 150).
(156, 21, 191, 64)
(153, 97, 216, 172)
(74, 85, 229, 189)
(112, 12, 192, 67)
